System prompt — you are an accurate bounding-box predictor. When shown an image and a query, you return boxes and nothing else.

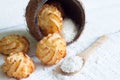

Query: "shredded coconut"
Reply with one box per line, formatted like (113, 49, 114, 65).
(62, 18, 78, 42)
(60, 56, 83, 73)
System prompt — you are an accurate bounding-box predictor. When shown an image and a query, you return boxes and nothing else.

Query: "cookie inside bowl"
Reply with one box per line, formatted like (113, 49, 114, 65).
(25, 0, 85, 45)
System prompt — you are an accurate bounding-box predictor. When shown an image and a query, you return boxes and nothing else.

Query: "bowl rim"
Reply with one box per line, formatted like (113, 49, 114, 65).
(25, 0, 85, 45)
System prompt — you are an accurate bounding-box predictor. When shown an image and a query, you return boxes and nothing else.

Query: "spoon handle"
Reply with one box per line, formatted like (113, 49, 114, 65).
(78, 35, 108, 61)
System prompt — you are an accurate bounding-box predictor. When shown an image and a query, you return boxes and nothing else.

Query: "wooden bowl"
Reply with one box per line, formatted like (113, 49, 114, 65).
(25, 0, 85, 45)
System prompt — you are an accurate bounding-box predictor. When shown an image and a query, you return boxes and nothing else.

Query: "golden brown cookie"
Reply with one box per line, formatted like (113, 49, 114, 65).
(36, 33, 66, 65)
(38, 4, 63, 36)
(1, 52, 35, 79)
(0, 34, 29, 55)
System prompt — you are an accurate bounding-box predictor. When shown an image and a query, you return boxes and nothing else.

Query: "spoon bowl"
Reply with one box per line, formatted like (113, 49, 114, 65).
(60, 35, 108, 74)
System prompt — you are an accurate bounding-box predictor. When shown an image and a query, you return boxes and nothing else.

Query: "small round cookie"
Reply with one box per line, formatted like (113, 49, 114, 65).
(38, 4, 63, 36)
(36, 33, 66, 65)
(0, 34, 29, 55)
(1, 52, 35, 79)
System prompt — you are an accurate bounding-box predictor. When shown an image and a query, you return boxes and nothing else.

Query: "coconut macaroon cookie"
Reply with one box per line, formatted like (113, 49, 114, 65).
(38, 4, 63, 36)
(0, 34, 29, 55)
(1, 52, 35, 79)
(36, 33, 66, 65)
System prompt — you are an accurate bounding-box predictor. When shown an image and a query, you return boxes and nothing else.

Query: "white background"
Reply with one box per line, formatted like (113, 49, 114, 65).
(0, 0, 120, 33)
(0, 0, 29, 28)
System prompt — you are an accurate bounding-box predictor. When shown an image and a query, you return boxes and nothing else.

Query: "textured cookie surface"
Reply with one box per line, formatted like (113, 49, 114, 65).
(36, 33, 66, 65)
(0, 34, 29, 55)
(38, 4, 63, 36)
(1, 52, 35, 79)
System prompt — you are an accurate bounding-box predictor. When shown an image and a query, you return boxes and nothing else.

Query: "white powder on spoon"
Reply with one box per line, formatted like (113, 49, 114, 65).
(60, 56, 83, 73)
(61, 18, 78, 42)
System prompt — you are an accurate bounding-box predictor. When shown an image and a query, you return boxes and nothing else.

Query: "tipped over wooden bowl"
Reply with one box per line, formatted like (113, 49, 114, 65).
(25, 0, 85, 45)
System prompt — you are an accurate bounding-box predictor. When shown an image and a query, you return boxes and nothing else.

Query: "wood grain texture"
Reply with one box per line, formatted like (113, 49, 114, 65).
(0, 25, 120, 80)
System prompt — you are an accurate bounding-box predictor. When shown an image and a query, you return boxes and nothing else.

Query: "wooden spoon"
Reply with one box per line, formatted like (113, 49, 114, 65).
(60, 35, 108, 74)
